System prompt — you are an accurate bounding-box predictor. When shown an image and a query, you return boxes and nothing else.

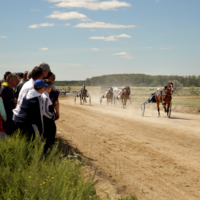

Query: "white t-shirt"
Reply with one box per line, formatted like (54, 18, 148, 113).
(13, 78, 34, 116)
(41, 91, 55, 119)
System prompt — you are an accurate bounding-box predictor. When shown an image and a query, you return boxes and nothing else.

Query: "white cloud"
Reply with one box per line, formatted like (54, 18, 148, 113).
(143, 46, 154, 49)
(89, 34, 131, 41)
(91, 48, 100, 51)
(112, 52, 133, 59)
(39, 48, 49, 51)
(75, 22, 137, 29)
(28, 23, 55, 29)
(47, 0, 131, 11)
(159, 46, 173, 50)
(0, 36, 7, 39)
(47, 11, 90, 21)
(64, 23, 70, 26)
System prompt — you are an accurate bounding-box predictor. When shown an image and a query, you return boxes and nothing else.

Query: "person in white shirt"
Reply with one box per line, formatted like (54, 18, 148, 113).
(102, 87, 113, 98)
(13, 67, 43, 117)
(118, 87, 125, 99)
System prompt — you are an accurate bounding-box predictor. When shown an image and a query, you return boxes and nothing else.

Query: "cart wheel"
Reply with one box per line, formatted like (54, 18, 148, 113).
(100, 97, 102, 105)
(112, 97, 115, 107)
(89, 97, 91, 105)
(141, 103, 145, 116)
(167, 105, 171, 118)
(129, 98, 132, 108)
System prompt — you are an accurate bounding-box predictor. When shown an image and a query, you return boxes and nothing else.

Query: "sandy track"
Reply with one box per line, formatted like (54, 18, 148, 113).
(56, 97, 200, 200)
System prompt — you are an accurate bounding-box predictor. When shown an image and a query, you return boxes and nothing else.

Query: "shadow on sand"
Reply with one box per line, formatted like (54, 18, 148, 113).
(55, 137, 96, 162)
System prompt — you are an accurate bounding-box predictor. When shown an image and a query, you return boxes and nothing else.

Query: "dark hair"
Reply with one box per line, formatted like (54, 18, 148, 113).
(4, 71, 11, 81)
(17, 73, 24, 79)
(0, 81, 1, 88)
(47, 72, 56, 81)
(34, 86, 42, 91)
(44, 79, 53, 88)
(24, 71, 29, 79)
(32, 67, 43, 80)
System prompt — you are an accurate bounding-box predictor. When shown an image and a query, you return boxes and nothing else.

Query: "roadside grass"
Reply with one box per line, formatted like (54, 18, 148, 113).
(132, 97, 200, 109)
(0, 133, 99, 200)
(57, 86, 200, 96)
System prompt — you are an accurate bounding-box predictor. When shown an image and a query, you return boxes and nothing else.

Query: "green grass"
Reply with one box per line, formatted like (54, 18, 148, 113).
(0, 132, 99, 200)
(57, 86, 200, 96)
(131, 97, 200, 108)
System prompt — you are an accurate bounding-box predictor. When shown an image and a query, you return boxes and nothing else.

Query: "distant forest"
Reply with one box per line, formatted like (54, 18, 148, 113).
(54, 74, 200, 87)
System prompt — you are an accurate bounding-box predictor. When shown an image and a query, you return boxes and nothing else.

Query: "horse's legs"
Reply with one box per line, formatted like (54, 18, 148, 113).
(157, 101, 160, 117)
(80, 96, 82, 105)
(166, 102, 170, 114)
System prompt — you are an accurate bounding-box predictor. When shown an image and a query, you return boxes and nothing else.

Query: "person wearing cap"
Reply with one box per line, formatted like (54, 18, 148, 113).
(37, 62, 50, 79)
(13, 67, 43, 118)
(14, 80, 47, 139)
(41, 79, 56, 154)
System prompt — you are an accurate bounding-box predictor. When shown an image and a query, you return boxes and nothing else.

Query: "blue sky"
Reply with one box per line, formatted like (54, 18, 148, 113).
(0, 0, 199, 80)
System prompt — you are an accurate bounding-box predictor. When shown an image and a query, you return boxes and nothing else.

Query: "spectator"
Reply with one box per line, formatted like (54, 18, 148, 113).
(13, 67, 43, 118)
(1, 71, 11, 90)
(1, 73, 18, 135)
(42, 79, 56, 154)
(0, 82, 7, 138)
(17, 72, 24, 82)
(37, 62, 50, 79)
(16, 71, 29, 97)
(19, 71, 29, 84)
(14, 80, 48, 140)
(27, 71, 32, 79)
(47, 72, 60, 120)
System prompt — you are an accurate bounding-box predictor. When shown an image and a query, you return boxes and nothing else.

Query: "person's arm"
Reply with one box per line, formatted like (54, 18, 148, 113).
(55, 99, 60, 120)
(0, 97, 7, 121)
(43, 98, 55, 119)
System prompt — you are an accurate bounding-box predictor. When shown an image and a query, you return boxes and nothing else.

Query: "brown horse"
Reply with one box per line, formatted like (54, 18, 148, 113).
(121, 86, 131, 108)
(106, 89, 114, 105)
(155, 82, 174, 117)
(78, 84, 88, 105)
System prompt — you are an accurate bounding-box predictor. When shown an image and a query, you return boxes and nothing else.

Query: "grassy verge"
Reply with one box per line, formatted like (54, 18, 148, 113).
(0, 133, 98, 200)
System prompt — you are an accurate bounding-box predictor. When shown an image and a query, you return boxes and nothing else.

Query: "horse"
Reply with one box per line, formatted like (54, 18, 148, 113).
(121, 86, 131, 108)
(155, 82, 174, 117)
(106, 89, 114, 105)
(78, 84, 88, 105)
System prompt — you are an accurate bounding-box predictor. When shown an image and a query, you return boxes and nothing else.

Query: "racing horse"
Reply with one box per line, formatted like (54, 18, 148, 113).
(100, 88, 114, 106)
(155, 82, 174, 117)
(121, 86, 131, 108)
(77, 84, 90, 105)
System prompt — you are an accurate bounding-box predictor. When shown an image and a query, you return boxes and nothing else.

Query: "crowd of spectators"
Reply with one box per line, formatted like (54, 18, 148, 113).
(0, 62, 59, 153)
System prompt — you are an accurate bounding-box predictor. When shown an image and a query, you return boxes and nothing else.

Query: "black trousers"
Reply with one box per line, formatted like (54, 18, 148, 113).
(5, 119, 16, 136)
(14, 121, 35, 140)
(43, 116, 56, 154)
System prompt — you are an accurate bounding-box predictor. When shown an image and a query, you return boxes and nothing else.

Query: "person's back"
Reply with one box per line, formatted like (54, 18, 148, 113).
(13, 68, 43, 117)
(14, 80, 47, 139)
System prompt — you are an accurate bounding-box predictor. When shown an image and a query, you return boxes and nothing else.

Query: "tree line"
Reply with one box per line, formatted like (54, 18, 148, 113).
(54, 74, 200, 87)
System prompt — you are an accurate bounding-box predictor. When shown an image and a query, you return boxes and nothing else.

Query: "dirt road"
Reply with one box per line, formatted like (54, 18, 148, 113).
(56, 96, 200, 200)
